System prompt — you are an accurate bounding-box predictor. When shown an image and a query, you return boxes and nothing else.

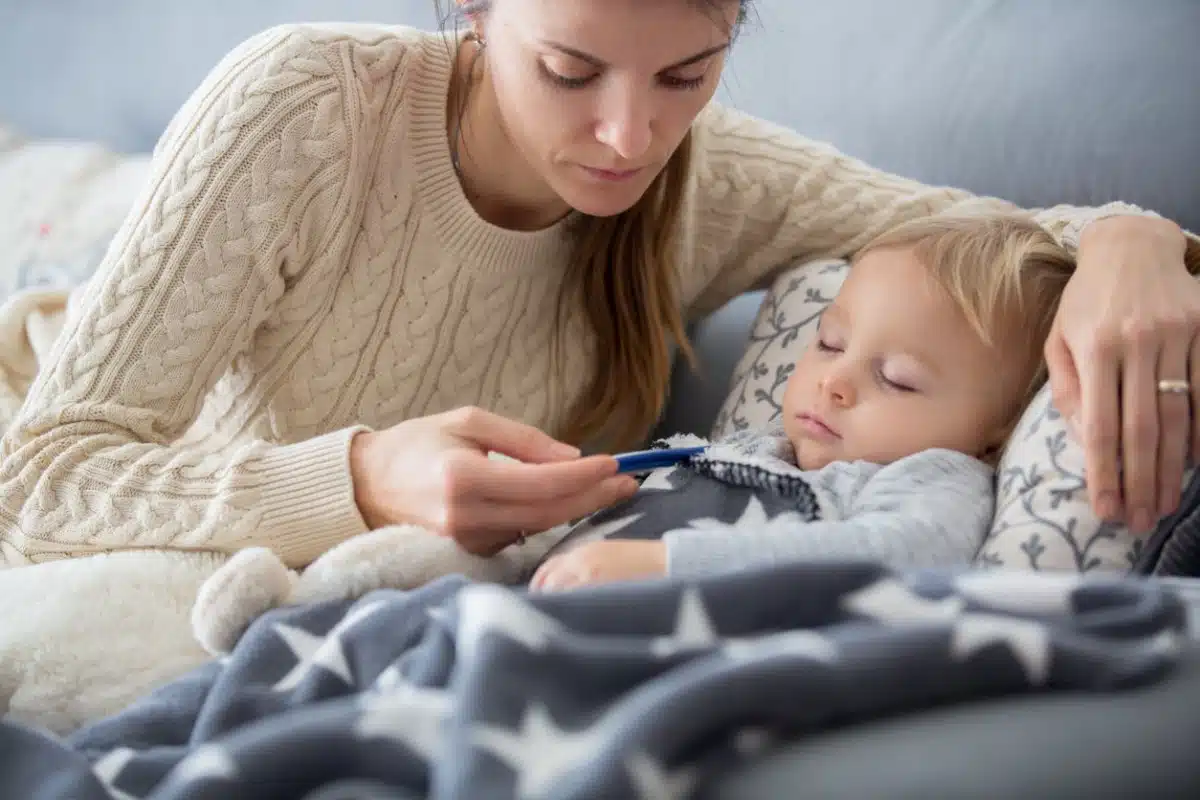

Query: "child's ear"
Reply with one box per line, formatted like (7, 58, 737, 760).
(978, 423, 1014, 466)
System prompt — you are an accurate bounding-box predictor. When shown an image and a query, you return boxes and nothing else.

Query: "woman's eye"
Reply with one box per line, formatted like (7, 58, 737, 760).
(539, 63, 597, 89)
(539, 63, 708, 92)
(816, 339, 842, 353)
(660, 73, 707, 91)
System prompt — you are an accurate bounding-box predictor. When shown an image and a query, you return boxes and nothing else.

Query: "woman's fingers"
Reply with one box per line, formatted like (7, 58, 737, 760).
(456, 475, 637, 540)
(1044, 324, 1082, 438)
(1079, 332, 1124, 522)
(443, 406, 580, 463)
(1120, 325, 1160, 533)
(1156, 330, 1192, 519)
(450, 452, 624, 505)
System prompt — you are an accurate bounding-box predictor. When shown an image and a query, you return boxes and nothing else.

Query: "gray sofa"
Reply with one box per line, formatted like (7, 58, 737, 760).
(3, 0, 1199, 797)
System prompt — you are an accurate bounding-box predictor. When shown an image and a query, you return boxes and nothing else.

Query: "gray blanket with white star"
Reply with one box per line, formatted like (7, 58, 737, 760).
(0, 560, 1186, 800)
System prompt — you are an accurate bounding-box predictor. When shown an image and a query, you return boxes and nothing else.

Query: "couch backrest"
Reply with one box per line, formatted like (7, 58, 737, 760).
(3, 1, 1195, 231)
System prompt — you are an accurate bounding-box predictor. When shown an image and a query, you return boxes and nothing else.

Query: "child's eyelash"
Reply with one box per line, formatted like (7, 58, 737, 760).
(880, 373, 915, 392)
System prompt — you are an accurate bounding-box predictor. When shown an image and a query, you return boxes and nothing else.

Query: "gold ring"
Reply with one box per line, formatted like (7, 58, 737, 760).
(1157, 379, 1191, 395)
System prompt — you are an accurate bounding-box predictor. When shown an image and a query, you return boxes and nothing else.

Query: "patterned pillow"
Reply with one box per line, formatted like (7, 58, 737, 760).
(711, 258, 1146, 573)
(0, 123, 151, 301)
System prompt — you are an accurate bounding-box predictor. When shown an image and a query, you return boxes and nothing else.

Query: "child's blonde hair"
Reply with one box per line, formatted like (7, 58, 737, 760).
(855, 210, 1075, 415)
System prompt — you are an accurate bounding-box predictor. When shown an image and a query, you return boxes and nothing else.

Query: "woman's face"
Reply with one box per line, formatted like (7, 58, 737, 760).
(477, 0, 740, 218)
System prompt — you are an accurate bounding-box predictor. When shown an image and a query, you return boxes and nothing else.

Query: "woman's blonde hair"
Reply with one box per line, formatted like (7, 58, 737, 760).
(856, 210, 1076, 414)
(438, 0, 751, 450)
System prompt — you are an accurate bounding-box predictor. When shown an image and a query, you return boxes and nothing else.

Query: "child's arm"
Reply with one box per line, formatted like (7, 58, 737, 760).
(664, 450, 995, 577)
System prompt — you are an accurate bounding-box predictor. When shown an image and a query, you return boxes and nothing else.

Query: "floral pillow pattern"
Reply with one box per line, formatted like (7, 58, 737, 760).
(711, 259, 849, 438)
(711, 257, 1146, 573)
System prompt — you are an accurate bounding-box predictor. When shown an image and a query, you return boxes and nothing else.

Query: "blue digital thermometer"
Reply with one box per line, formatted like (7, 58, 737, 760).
(614, 445, 708, 474)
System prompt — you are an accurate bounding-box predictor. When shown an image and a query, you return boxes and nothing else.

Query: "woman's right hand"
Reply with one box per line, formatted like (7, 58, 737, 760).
(349, 407, 638, 556)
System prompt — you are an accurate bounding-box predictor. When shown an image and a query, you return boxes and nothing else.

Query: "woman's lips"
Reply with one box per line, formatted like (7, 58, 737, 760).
(580, 165, 642, 182)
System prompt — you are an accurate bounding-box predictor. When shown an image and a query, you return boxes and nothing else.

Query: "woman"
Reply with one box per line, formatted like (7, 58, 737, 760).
(1, 0, 1196, 569)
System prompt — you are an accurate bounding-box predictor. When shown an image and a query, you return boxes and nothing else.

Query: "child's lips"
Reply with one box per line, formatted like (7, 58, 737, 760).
(797, 412, 841, 441)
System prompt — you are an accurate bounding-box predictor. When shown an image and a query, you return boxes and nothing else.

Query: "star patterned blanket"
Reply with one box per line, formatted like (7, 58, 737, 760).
(0, 560, 1186, 800)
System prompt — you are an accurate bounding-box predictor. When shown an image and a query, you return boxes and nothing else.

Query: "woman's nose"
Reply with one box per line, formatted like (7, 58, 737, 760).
(594, 84, 653, 161)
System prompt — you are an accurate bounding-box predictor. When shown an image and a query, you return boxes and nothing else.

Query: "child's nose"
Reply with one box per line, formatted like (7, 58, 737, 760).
(819, 368, 857, 407)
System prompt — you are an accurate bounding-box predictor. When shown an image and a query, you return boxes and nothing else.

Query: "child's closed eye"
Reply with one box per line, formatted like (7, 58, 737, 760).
(816, 338, 842, 353)
(878, 367, 917, 393)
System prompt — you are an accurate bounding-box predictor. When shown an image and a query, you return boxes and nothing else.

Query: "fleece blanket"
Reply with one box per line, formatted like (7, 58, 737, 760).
(0, 560, 1185, 800)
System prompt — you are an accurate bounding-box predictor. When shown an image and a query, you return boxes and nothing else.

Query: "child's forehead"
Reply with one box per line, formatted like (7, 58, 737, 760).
(831, 256, 1007, 367)
(838, 250, 959, 319)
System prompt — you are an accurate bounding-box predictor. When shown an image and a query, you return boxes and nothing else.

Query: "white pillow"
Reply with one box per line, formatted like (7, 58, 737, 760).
(711, 258, 1148, 573)
(0, 123, 151, 300)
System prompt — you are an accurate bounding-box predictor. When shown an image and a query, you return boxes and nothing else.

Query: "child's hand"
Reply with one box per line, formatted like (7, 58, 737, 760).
(530, 540, 667, 592)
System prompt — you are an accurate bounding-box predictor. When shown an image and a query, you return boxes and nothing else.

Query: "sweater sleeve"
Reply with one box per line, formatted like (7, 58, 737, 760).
(0, 27, 370, 568)
(684, 103, 1200, 316)
(663, 450, 995, 577)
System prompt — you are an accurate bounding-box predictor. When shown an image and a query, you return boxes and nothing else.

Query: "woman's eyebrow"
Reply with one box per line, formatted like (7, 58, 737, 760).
(539, 41, 730, 70)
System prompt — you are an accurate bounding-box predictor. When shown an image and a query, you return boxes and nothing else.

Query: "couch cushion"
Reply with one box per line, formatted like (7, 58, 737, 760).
(704, 639, 1200, 800)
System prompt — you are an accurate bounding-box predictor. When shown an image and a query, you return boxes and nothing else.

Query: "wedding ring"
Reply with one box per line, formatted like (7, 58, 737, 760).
(1157, 379, 1191, 395)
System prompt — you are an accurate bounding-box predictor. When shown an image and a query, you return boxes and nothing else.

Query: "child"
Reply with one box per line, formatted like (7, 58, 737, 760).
(531, 211, 1075, 591)
(191, 211, 1074, 652)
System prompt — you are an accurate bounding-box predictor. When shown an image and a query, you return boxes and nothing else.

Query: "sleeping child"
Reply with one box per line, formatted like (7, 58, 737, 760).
(530, 210, 1074, 590)
(192, 210, 1074, 652)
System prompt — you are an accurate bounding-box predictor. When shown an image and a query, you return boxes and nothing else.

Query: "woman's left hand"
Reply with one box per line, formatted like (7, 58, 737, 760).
(1045, 215, 1199, 533)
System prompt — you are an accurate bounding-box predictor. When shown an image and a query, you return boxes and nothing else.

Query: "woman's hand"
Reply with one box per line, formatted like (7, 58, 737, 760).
(349, 407, 638, 555)
(530, 540, 668, 592)
(1045, 215, 1199, 532)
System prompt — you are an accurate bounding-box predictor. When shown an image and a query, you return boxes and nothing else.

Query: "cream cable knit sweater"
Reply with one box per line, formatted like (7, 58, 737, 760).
(1, 24, 1195, 568)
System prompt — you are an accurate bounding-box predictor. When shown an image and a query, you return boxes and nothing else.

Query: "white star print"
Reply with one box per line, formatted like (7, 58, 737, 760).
(170, 744, 237, 785)
(272, 600, 384, 692)
(372, 664, 404, 693)
(841, 578, 964, 624)
(667, 495, 812, 541)
(456, 585, 563, 666)
(356, 678, 452, 761)
(650, 587, 720, 657)
(950, 614, 1051, 685)
(272, 623, 353, 691)
(953, 571, 1082, 615)
(92, 748, 139, 800)
(639, 467, 680, 492)
(1146, 628, 1182, 658)
(625, 751, 696, 800)
(473, 703, 610, 799)
(723, 629, 839, 664)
